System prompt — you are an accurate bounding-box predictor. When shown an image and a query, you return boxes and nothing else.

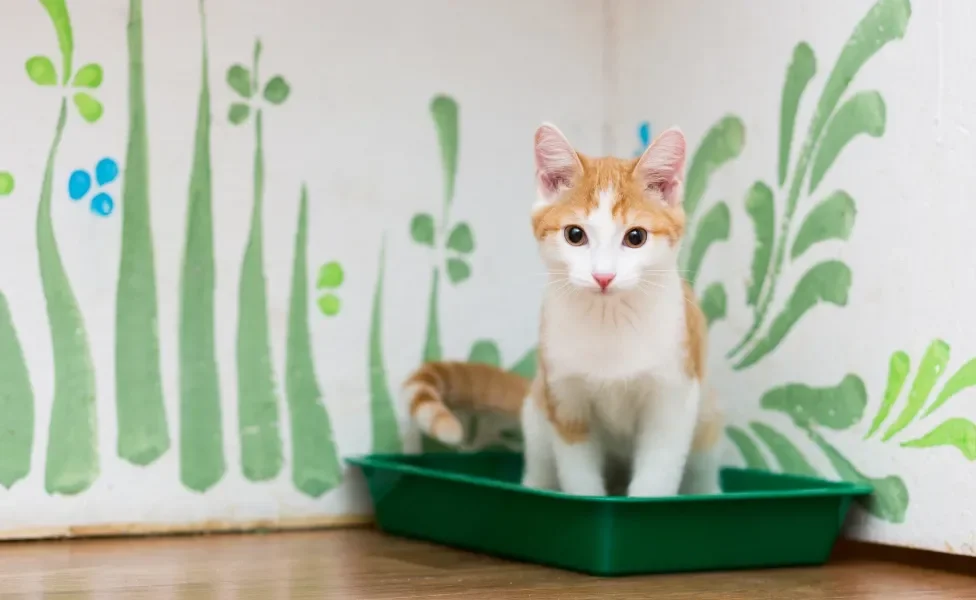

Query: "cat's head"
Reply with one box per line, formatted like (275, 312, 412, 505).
(530, 123, 687, 295)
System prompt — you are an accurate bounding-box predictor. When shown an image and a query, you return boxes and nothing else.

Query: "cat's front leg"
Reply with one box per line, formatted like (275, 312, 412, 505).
(628, 378, 700, 498)
(520, 391, 558, 490)
(546, 384, 605, 496)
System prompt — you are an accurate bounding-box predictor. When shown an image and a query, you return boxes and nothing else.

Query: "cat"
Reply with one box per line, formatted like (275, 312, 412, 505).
(403, 123, 723, 497)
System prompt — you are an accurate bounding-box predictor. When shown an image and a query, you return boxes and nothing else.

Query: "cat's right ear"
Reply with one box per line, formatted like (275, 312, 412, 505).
(534, 123, 582, 202)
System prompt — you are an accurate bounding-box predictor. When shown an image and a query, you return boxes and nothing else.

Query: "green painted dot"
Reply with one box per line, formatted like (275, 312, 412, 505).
(318, 293, 341, 316)
(0, 172, 14, 196)
(317, 261, 344, 289)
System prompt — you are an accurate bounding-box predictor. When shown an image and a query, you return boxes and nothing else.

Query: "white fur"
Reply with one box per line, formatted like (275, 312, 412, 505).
(522, 179, 706, 497)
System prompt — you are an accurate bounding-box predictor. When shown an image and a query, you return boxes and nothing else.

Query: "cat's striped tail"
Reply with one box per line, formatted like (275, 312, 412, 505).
(404, 361, 530, 446)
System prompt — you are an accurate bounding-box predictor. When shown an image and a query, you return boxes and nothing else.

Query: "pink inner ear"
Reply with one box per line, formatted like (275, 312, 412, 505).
(535, 125, 580, 196)
(636, 128, 686, 205)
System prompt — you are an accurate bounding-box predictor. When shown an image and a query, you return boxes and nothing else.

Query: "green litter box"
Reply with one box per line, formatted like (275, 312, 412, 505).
(346, 451, 872, 576)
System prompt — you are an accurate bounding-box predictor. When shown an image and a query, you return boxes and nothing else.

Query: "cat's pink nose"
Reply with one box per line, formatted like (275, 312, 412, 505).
(592, 273, 615, 290)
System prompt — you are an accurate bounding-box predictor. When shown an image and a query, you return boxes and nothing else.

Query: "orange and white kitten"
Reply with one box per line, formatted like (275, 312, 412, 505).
(404, 124, 722, 497)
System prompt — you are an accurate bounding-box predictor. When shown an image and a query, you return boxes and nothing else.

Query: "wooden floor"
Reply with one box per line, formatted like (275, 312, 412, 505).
(0, 527, 973, 599)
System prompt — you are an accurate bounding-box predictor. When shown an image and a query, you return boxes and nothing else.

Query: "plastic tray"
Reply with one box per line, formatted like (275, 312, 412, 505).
(346, 451, 872, 576)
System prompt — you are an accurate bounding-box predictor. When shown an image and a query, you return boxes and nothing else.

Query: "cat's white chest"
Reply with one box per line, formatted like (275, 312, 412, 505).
(542, 293, 684, 381)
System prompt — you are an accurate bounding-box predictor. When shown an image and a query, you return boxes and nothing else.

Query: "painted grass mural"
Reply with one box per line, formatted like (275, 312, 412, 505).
(29, 0, 103, 495)
(115, 0, 169, 468)
(179, 0, 224, 493)
(227, 38, 293, 482)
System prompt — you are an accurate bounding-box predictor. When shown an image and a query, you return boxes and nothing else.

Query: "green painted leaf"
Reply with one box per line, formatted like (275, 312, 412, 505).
(726, 426, 769, 470)
(809, 91, 886, 193)
(0, 291, 34, 489)
(317, 294, 340, 317)
(883, 339, 951, 441)
(744, 182, 775, 307)
(0, 172, 14, 196)
(761, 374, 867, 431)
(227, 64, 252, 98)
(865, 350, 910, 439)
(791, 190, 857, 260)
(73, 92, 103, 123)
(410, 213, 435, 246)
(430, 95, 460, 207)
(749, 422, 819, 477)
(228, 103, 250, 125)
(316, 261, 344, 289)
(735, 261, 852, 369)
(806, 427, 908, 523)
(509, 348, 537, 380)
(901, 418, 976, 460)
(447, 222, 475, 253)
(72, 63, 102, 88)
(683, 115, 745, 221)
(26, 55, 57, 86)
(804, 0, 910, 181)
(446, 258, 471, 284)
(778, 43, 816, 187)
(468, 339, 501, 367)
(263, 75, 290, 105)
(700, 282, 727, 327)
(685, 201, 730, 287)
(923, 357, 976, 418)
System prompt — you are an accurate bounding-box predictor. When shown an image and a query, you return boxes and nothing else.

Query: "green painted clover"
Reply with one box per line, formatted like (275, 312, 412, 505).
(410, 217, 476, 284)
(316, 261, 344, 317)
(26, 49, 104, 123)
(226, 40, 291, 125)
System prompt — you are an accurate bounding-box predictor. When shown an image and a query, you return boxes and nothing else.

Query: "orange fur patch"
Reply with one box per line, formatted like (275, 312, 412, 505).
(531, 153, 685, 245)
(405, 362, 529, 418)
(691, 386, 723, 452)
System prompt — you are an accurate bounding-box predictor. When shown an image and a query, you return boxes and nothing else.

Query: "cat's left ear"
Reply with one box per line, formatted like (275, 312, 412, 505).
(634, 127, 686, 206)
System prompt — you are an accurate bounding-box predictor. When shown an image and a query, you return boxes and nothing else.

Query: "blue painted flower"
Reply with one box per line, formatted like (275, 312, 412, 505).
(634, 121, 652, 157)
(68, 157, 118, 217)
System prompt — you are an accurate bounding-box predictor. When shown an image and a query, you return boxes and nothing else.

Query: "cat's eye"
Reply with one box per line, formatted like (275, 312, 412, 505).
(564, 225, 587, 246)
(624, 228, 648, 248)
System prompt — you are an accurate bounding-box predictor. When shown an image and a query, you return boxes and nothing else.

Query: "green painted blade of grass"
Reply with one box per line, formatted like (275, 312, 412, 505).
(468, 340, 502, 367)
(369, 237, 402, 454)
(735, 260, 852, 370)
(39, 0, 73, 85)
(685, 201, 730, 287)
(682, 115, 745, 222)
(700, 282, 727, 327)
(761, 374, 867, 431)
(422, 268, 442, 363)
(778, 43, 817, 187)
(883, 339, 950, 441)
(749, 421, 819, 477)
(179, 0, 225, 493)
(790, 190, 857, 261)
(509, 347, 537, 380)
(0, 292, 34, 489)
(286, 186, 343, 496)
(430, 95, 459, 213)
(236, 109, 283, 481)
(864, 350, 910, 439)
(805, 426, 908, 523)
(922, 358, 976, 418)
(744, 182, 775, 308)
(726, 426, 769, 470)
(41, 100, 99, 495)
(901, 418, 976, 461)
(808, 91, 886, 194)
(115, 0, 169, 466)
